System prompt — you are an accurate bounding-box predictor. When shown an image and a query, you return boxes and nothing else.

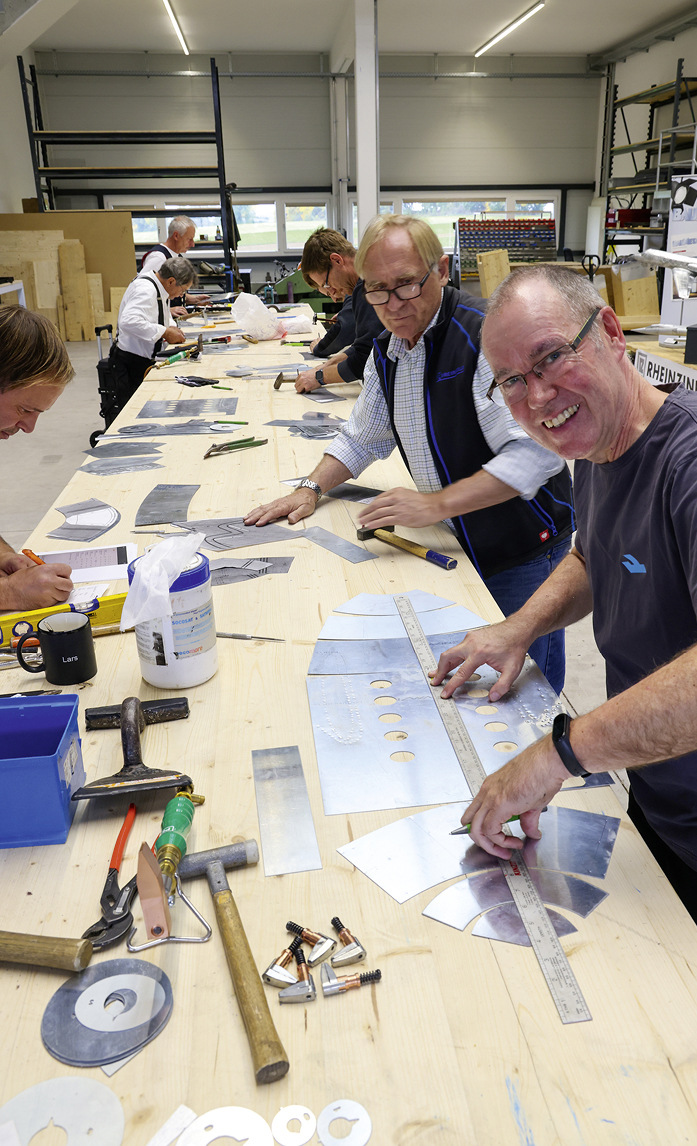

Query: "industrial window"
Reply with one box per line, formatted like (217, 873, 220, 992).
(351, 202, 394, 244)
(232, 204, 278, 252)
(402, 200, 506, 246)
(284, 204, 329, 249)
(514, 200, 555, 218)
(164, 210, 222, 242)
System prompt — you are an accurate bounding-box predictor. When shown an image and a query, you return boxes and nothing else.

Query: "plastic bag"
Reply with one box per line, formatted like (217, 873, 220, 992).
(281, 315, 314, 334)
(120, 532, 205, 629)
(231, 293, 284, 340)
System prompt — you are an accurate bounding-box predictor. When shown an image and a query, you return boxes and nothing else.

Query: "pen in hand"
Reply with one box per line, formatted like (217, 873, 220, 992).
(451, 807, 548, 835)
(22, 549, 45, 566)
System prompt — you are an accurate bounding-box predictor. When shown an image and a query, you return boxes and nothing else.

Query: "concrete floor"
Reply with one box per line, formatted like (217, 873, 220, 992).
(0, 339, 607, 717)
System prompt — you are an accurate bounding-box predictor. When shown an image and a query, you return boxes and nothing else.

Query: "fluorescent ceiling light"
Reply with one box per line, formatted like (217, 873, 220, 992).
(161, 0, 189, 56)
(474, 1, 545, 58)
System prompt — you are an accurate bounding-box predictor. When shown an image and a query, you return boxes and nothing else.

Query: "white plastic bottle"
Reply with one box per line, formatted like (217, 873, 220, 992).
(127, 553, 218, 688)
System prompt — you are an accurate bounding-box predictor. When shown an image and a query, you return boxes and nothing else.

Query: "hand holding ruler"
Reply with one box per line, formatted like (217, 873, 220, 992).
(394, 594, 591, 1025)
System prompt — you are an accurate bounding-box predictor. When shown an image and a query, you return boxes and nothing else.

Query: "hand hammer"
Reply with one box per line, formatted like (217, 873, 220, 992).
(356, 524, 457, 570)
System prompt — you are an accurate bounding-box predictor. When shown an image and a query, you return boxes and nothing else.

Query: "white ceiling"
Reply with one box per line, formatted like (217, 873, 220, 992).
(29, 0, 697, 60)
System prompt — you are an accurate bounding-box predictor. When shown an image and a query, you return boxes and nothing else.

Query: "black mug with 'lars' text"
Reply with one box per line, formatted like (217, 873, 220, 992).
(16, 612, 98, 685)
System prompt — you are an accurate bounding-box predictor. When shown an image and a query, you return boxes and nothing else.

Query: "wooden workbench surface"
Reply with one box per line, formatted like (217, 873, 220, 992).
(2, 319, 697, 1145)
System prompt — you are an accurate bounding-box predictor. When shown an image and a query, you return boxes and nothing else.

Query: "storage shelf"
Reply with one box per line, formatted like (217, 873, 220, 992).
(614, 77, 697, 109)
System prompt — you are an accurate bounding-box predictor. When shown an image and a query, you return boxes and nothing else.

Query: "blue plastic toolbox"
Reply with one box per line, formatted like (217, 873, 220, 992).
(0, 695, 85, 847)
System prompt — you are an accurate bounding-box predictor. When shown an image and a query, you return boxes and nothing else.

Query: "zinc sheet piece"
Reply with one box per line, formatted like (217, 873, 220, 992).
(307, 630, 474, 675)
(317, 604, 487, 642)
(135, 484, 200, 526)
(423, 869, 607, 932)
(302, 526, 378, 564)
(251, 746, 322, 876)
(333, 590, 455, 615)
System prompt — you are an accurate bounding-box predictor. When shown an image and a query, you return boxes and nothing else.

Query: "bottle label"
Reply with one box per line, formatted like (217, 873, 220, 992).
(136, 598, 216, 665)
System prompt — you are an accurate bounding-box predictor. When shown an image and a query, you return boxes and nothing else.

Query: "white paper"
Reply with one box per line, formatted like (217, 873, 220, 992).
(67, 581, 110, 604)
(39, 544, 137, 584)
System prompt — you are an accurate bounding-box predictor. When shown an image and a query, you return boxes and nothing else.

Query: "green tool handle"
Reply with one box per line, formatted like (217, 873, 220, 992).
(156, 792, 195, 857)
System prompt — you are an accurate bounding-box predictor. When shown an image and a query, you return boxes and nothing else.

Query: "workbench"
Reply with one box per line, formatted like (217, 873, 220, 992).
(2, 319, 697, 1146)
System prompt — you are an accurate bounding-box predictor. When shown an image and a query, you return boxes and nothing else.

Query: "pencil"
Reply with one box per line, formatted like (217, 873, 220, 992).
(22, 549, 45, 566)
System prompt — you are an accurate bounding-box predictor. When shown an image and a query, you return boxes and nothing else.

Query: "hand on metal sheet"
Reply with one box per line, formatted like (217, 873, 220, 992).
(244, 490, 317, 527)
(163, 326, 187, 345)
(294, 369, 321, 392)
(458, 737, 568, 859)
(357, 486, 445, 529)
(431, 618, 528, 700)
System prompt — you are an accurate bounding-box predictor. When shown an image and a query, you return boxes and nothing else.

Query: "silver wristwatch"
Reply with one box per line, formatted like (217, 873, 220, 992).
(299, 478, 322, 501)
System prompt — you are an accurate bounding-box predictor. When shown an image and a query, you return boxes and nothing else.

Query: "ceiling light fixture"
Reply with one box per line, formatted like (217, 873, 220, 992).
(161, 0, 189, 56)
(474, 1, 545, 58)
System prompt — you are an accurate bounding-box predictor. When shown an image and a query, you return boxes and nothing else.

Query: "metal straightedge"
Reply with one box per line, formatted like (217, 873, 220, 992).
(0, 1078, 124, 1145)
(252, 745, 322, 876)
(472, 903, 577, 946)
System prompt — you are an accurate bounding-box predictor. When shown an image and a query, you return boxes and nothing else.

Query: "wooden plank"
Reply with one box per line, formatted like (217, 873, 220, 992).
(58, 239, 92, 341)
(0, 229, 64, 262)
(110, 285, 126, 319)
(610, 266, 659, 316)
(476, 248, 510, 297)
(0, 262, 37, 310)
(55, 293, 66, 340)
(87, 272, 106, 328)
(31, 259, 61, 310)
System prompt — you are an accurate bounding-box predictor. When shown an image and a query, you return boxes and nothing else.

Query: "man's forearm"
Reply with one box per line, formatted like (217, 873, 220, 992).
(572, 640, 697, 774)
(504, 548, 593, 645)
(308, 455, 354, 493)
(437, 470, 520, 518)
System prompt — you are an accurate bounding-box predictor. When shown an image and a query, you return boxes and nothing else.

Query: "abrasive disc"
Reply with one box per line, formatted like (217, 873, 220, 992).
(41, 957, 173, 1067)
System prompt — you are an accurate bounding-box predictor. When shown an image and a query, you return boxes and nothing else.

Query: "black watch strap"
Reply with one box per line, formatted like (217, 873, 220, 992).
(315, 368, 325, 385)
(552, 713, 590, 778)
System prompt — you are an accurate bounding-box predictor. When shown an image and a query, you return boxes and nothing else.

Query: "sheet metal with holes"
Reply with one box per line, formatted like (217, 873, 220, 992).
(137, 398, 239, 418)
(337, 804, 619, 902)
(317, 604, 487, 642)
(423, 868, 607, 931)
(308, 667, 471, 814)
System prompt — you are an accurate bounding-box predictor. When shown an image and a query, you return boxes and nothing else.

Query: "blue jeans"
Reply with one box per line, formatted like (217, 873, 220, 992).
(483, 538, 570, 695)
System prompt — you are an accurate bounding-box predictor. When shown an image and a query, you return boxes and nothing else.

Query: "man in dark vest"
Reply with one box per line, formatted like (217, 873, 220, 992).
(141, 215, 210, 311)
(245, 216, 573, 691)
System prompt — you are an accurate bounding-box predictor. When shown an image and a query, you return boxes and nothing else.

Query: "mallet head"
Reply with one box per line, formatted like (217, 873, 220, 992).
(356, 524, 394, 542)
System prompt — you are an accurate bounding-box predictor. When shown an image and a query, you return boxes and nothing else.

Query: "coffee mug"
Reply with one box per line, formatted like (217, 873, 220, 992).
(16, 612, 98, 685)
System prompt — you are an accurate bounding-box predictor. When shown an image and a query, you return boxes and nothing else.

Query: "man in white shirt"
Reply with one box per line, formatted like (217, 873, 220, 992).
(141, 215, 210, 311)
(109, 257, 194, 417)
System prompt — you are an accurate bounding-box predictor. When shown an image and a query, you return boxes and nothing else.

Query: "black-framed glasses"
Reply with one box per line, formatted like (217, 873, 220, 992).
(364, 266, 435, 307)
(487, 307, 602, 407)
(321, 262, 334, 293)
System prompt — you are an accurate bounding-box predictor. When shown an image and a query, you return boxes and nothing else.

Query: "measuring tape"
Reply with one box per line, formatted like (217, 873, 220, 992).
(394, 595, 591, 1025)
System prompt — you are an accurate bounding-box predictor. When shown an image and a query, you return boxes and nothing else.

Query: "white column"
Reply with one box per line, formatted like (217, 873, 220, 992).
(330, 76, 351, 238)
(354, 0, 379, 241)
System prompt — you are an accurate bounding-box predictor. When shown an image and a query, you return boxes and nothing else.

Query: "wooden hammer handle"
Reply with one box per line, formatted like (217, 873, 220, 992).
(375, 529, 457, 570)
(211, 883, 289, 1085)
(0, 930, 92, 972)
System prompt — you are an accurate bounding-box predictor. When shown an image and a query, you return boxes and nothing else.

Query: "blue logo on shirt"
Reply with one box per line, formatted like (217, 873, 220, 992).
(622, 554, 646, 574)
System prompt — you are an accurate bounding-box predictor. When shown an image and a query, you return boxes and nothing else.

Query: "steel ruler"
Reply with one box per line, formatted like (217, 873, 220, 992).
(394, 594, 591, 1024)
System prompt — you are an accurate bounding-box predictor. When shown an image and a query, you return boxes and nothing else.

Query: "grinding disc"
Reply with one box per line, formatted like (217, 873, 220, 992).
(41, 957, 173, 1067)
(0, 1077, 124, 1145)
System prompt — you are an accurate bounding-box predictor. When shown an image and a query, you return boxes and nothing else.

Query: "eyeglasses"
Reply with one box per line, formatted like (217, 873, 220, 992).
(364, 266, 436, 307)
(321, 262, 335, 294)
(487, 307, 601, 407)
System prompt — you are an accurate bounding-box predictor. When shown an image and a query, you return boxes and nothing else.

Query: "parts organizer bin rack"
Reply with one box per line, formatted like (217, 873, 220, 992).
(0, 695, 85, 847)
(457, 217, 556, 272)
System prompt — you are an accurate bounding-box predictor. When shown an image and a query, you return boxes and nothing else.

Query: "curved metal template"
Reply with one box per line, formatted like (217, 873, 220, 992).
(337, 804, 619, 903)
(334, 589, 457, 616)
(317, 603, 487, 642)
(471, 903, 577, 946)
(422, 868, 607, 932)
(48, 497, 121, 542)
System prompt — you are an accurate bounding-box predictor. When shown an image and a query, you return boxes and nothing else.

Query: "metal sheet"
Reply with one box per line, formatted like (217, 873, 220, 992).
(334, 590, 455, 616)
(137, 398, 239, 418)
(308, 668, 471, 815)
(81, 458, 164, 476)
(307, 631, 471, 676)
(209, 555, 294, 586)
(47, 497, 120, 542)
(324, 482, 384, 503)
(423, 869, 607, 931)
(0, 1078, 124, 1146)
(302, 526, 378, 564)
(252, 746, 322, 876)
(116, 420, 232, 436)
(178, 1108, 272, 1146)
(170, 517, 298, 551)
(472, 903, 577, 946)
(303, 388, 346, 403)
(85, 441, 162, 457)
(337, 804, 619, 902)
(135, 484, 200, 526)
(317, 605, 487, 642)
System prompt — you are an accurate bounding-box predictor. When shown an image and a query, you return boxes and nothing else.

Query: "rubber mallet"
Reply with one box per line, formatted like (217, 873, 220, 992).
(356, 524, 457, 570)
(178, 841, 290, 1085)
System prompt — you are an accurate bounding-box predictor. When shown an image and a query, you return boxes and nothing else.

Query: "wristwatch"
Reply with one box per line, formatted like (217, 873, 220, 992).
(551, 712, 590, 777)
(299, 477, 322, 502)
(315, 369, 325, 385)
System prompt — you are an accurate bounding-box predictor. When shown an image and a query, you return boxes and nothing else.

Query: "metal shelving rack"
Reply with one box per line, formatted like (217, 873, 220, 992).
(16, 55, 235, 291)
(603, 57, 697, 261)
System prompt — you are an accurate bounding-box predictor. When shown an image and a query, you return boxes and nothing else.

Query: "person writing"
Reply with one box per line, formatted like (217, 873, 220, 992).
(0, 305, 74, 611)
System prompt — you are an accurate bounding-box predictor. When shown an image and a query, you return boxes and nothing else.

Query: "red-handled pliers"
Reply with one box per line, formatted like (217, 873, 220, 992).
(82, 803, 139, 950)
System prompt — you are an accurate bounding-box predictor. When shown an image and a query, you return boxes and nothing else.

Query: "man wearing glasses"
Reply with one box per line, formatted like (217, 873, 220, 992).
(247, 216, 573, 693)
(432, 265, 697, 920)
(294, 229, 385, 392)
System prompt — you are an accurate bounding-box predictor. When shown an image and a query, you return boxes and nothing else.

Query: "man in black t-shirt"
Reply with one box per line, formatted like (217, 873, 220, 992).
(432, 263, 697, 921)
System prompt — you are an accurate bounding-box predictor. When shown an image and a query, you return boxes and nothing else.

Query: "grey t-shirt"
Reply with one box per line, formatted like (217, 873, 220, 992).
(575, 387, 697, 870)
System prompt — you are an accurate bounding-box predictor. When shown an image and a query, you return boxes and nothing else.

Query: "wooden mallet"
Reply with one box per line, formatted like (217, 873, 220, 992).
(356, 524, 457, 570)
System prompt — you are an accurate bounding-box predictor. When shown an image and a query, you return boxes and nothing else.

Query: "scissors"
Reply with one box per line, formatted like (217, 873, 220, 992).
(81, 803, 139, 950)
(582, 254, 600, 282)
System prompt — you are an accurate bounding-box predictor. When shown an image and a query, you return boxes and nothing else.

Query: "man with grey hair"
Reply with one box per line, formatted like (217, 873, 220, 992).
(246, 215, 574, 692)
(141, 215, 210, 309)
(109, 256, 195, 414)
(431, 263, 697, 921)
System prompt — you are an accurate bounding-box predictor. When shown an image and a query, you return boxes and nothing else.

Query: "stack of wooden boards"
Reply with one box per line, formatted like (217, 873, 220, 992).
(0, 230, 126, 341)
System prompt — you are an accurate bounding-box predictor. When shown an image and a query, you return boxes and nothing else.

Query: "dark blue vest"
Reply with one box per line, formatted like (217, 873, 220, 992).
(371, 285, 574, 578)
